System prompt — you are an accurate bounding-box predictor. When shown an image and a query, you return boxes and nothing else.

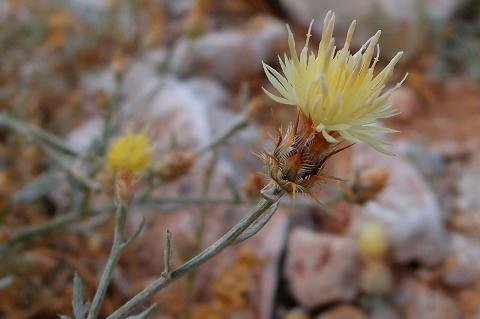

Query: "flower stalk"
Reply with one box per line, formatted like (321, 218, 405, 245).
(86, 201, 128, 319)
(106, 185, 283, 319)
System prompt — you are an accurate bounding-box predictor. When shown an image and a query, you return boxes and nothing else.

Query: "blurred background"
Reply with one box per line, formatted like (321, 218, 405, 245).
(1, 0, 480, 318)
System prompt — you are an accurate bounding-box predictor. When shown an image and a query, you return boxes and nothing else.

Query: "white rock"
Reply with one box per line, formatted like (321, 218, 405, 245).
(388, 87, 420, 122)
(378, 0, 458, 21)
(442, 233, 480, 287)
(124, 76, 224, 150)
(67, 117, 103, 153)
(316, 304, 367, 319)
(279, 0, 460, 56)
(456, 166, 480, 214)
(171, 15, 285, 83)
(68, 0, 109, 11)
(285, 228, 358, 308)
(0, 2, 11, 21)
(244, 209, 290, 318)
(394, 279, 461, 319)
(280, 0, 371, 44)
(80, 51, 233, 151)
(349, 144, 447, 266)
(451, 159, 480, 237)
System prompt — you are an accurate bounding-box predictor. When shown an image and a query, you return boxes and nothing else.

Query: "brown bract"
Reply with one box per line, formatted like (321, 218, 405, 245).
(263, 112, 352, 197)
(153, 150, 196, 182)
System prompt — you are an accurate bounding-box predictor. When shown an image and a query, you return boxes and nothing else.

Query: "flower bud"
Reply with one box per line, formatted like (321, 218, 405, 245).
(153, 150, 195, 182)
(263, 113, 350, 196)
(107, 129, 153, 176)
(115, 170, 133, 204)
(242, 173, 266, 200)
(347, 167, 389, 204)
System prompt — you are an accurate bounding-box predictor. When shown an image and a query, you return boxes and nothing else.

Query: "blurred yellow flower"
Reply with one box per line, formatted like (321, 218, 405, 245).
(357, 222, 388, 260)
(263, 11, 406, 154)
(107, 129, 153, 174)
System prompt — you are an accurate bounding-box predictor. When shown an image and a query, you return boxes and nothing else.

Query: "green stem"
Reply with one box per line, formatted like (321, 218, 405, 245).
(0, 193, 342, 249)
(183, 153, 217, 318)
(107, 188, 283, 319)
(195, 114, 249, 156)
(0, 112, 80, 157)
(87, 203, 128, 319)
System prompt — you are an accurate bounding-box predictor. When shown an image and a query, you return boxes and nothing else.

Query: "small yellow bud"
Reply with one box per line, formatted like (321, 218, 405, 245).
(107, 129, 153, 175)
(357, 222, 388, 261)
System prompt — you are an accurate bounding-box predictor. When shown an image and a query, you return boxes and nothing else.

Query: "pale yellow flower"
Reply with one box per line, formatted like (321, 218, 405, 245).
(107, 129, 153, 174)
(357, 222, 388, 260)
(263, 11, 406, 154)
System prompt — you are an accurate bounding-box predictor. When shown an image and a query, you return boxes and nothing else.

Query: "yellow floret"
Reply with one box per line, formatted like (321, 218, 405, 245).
(263, 11, 406, 154)
(107, 129, 153, 174)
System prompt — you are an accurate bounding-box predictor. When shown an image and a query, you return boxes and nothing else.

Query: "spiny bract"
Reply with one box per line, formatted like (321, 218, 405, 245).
(263, 11, 406, 154)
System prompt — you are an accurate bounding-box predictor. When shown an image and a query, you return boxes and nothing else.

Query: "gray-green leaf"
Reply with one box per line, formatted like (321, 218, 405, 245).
(72, 273, 89, 319)
(126, 303, 157, 319)
(233, 201, 279, 244)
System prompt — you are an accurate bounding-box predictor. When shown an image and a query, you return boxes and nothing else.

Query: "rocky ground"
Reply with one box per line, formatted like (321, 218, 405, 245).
(0, 0, 480, 318)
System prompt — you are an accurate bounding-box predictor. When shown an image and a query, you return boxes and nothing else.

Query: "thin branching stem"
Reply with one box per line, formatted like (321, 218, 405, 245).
(107, 187, 283, 319)
(0, 112, 80, 157)
(0, 192, 343, 250)
(195, 113, 249, 156)
(87, 202, 128, 319)
(183, 152, 217, 318)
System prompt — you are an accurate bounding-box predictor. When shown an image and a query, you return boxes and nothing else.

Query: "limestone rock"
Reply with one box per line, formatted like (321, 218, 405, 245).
(394, 279, 461, 319)
(278, 0, 461, 56)
(442, 233, 480, 287)
(349, 144, 448, 266)
(171, 15, 285, 83)
(316, 304, 366, 319)
(285, 228, 358, 308)
(388, 87, 420, 122)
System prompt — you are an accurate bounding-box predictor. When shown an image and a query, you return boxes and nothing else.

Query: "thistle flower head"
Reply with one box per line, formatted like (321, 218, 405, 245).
(263, 11, 405, 154)
(262, 115, 352, 198)
(107, 129, 153, 175)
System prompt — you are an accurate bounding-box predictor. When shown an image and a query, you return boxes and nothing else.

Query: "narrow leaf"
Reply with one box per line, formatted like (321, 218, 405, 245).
(126, 303, 157, 319)
(233, 201, 279, 244)
(72, 273, 89, 319)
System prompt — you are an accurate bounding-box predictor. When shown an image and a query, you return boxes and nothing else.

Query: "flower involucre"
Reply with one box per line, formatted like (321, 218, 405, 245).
(263, 11, 405, 154)
(107, 129, 153, 174)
